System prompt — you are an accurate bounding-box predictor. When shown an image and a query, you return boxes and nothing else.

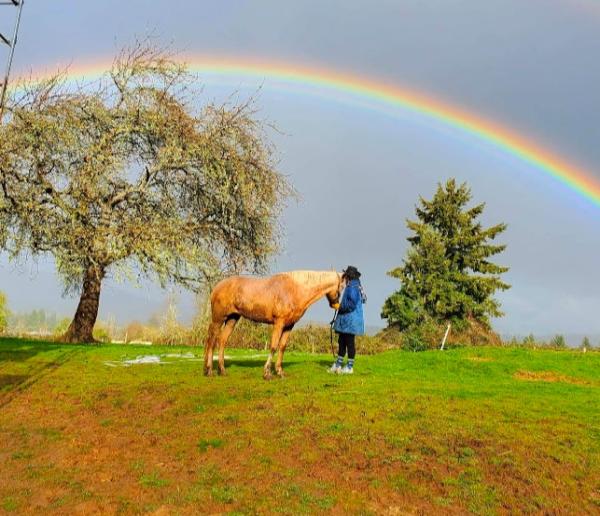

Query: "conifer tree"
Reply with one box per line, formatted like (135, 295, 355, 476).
(382, 179, 510, 330)
(581, 336, 592, 351)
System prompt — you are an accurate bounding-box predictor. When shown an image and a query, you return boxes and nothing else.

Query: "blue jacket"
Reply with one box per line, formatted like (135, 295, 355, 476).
(333, 279, 365, 336)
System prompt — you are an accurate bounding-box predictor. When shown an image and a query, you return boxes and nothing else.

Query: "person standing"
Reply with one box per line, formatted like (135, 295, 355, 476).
(329, 266, 366, 374)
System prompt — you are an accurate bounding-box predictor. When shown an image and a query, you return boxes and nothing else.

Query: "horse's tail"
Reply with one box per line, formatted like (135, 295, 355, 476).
(203, 320, 221, 371)
(206, 320, 220, 346)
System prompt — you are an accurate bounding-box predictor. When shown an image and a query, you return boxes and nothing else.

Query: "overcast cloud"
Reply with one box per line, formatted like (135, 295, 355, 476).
(1, 0, 599, 338)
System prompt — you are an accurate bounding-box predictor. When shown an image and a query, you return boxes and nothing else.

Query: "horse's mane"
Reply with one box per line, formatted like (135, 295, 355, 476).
(281, 270, 340, 288)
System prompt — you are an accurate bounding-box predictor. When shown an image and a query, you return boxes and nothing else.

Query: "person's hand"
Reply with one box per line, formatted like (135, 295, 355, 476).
(332, 302, 340, 310)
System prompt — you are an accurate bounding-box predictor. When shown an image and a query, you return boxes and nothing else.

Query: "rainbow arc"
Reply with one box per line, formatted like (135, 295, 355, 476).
(17, 56, 600, 208)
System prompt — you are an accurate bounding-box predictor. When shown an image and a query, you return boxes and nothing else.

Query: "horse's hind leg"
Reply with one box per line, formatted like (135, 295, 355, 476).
(218, 315, 239, 375)
(204, 321, 221, 376)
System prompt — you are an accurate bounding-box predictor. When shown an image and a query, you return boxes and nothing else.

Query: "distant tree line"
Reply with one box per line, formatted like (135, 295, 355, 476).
(0, 291, 597, 351)
(9, 309, 59, 333)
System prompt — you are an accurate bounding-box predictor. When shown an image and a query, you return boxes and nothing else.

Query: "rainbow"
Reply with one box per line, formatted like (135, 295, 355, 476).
(16, 56, 600, 208)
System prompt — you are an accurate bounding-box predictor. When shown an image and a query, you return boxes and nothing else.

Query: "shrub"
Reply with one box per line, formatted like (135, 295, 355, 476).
(53, 318, 72, 338)
(400, 319, 446, 351)
(550, 335, 566, 349)
(153, 296, 189, 346)
(289, 325, 394, 355)
(218, 320, 394, 355)
(288, 324, 330, 354)
(402, 329, 430, 352)
(356, 334, 397, 354)
(445, 318, 502, 347)
(189, 291, 212, 345)
(153, 322, 188, 346)
(124, 321, 146, 343)
(226, 319, 271, 350)
(92, 322, 112, 343)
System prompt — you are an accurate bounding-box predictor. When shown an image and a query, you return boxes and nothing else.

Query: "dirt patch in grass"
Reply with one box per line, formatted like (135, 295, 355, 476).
(466, 357, 493, 362)
(514, 370, 592, 386)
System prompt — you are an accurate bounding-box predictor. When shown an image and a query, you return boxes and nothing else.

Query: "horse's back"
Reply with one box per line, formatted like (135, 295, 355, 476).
(211, 275, 272, 307)
(210, 274, 297, 319)
(212, 274, 293, 296)
(212, 275, 271, 297)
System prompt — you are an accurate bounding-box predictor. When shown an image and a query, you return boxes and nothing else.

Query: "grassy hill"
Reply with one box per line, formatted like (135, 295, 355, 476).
(0, 338, 598, 514)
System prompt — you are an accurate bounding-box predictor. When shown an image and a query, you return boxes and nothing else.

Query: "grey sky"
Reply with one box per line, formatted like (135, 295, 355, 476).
(1, 0, 599, 337)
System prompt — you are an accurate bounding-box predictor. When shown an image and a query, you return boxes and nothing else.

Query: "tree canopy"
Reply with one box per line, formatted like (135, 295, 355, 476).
(0, 43, 292, 342)
(381, 179, 510, 330)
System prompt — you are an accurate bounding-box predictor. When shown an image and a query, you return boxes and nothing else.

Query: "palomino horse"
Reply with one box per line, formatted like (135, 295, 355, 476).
(204, 270, 344, 379)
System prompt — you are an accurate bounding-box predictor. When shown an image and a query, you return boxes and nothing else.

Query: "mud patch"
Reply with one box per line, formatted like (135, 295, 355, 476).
(514, 370, 591, 386)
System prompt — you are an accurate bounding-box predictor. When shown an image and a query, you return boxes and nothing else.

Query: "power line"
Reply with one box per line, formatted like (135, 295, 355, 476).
(0, 0, 24, 122)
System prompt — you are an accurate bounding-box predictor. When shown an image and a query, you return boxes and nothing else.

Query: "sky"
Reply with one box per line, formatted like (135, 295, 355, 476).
(1, 0, 600, 338)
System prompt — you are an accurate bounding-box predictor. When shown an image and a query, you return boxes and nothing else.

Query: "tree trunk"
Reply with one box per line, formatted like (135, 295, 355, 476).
(63, 264, 104, 343)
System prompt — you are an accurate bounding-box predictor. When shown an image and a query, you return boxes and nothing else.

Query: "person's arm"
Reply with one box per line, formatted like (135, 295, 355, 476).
(338, 285, 359, 314)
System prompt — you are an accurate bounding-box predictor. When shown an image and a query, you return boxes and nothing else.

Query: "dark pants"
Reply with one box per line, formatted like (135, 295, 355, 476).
(337, 332, 356, 359)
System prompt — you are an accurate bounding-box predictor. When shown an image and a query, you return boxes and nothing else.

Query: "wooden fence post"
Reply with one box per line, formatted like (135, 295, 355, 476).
(440, 324, 451, 350)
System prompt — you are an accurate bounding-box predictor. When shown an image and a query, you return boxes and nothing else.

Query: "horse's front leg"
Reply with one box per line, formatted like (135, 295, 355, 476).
(275, 326, 294, 378)
(264, 322, 284, 380)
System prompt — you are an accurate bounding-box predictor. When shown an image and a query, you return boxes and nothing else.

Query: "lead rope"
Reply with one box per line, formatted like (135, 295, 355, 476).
(329, 276, 344, 359)
(329, 309, 338, 358)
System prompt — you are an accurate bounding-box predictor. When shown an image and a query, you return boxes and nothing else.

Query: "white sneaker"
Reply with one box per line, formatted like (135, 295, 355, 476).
(340, 365, 354, 374)
(328, 364, 342, 374)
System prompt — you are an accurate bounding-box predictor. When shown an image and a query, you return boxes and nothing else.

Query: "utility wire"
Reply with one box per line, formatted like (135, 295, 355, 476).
(0, 0, 24, 122)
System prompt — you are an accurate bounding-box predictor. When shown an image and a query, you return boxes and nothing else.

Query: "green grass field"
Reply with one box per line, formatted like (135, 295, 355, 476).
(0, 338, 598, 514)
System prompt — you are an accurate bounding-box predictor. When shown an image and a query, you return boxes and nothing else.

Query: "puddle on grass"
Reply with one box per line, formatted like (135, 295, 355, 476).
(104, 353, 205, 367)
(124, 355, 161, 365)
(104, 352, 268, 367)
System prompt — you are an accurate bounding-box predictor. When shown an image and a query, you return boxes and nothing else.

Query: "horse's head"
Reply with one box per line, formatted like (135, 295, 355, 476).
(325, 272, 345, 308)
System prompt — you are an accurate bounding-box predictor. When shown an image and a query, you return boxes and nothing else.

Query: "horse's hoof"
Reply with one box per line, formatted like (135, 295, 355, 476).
(204, 368, 214, 377)
(263, 372, 272, 381)
(276, 370, 285, 378)
(218, 368, 227, 376)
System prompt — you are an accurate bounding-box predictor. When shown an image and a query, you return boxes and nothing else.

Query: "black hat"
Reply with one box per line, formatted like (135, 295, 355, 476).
(343, 265, 361, 279)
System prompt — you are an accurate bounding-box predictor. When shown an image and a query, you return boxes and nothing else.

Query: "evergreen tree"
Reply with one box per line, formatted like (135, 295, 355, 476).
(581, 336, 592, 351)
(382, 179, 510, 330)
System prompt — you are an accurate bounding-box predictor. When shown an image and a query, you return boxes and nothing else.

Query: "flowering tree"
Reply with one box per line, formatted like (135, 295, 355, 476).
(0, 44, 291, 342)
